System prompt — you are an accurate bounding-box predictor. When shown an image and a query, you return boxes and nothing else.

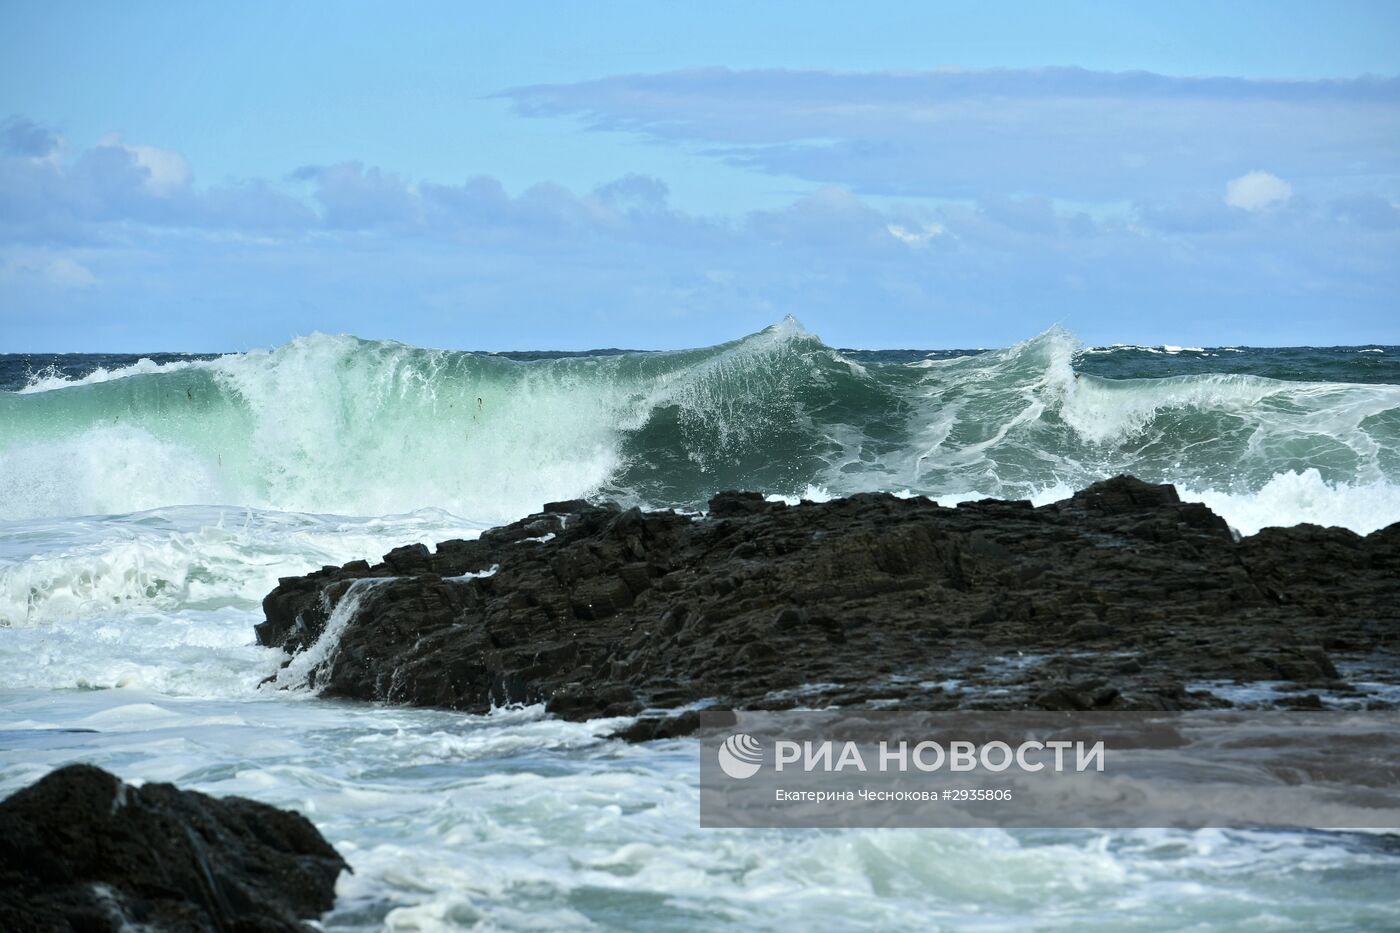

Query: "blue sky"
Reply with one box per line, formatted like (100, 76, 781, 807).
(2, 1, 1398, 351)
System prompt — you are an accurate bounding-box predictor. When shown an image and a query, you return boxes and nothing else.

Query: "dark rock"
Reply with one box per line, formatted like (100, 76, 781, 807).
(1298, 646, 1341, 680)
(613, 711, 707, 742)
(383, 543, 432, 575)
(1067, 621, 1116, 642)
(1058, 475, 1181, 513)
(543, 499, 591, 514)
(707, 490, 771, 517)
(0, 764, 346, 932)
(1034, 685, 1093, 711)
(256, 476, 1400, 730)
(1090, 685, 1122, 707)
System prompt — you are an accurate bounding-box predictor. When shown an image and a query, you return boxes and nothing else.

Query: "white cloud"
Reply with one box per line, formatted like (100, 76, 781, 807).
(99, 132, 192, 196)
(1224, 171, 1292, 211)
(886, 222, 945, 247)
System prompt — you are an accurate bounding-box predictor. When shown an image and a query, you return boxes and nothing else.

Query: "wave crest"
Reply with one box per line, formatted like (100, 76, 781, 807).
(2, 323, 1398, 535)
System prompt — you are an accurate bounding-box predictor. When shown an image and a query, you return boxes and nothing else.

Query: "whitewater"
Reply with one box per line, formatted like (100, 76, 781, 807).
(4, 322, 1400, 930)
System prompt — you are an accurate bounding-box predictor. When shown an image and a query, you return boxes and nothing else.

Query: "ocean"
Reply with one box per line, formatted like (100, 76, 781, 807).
(3, 321, 1399, 930)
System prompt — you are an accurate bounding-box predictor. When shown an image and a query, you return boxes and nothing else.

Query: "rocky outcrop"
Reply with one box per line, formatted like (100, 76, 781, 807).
(0, 764, 347, 932)
(257, 477, 1400, 734)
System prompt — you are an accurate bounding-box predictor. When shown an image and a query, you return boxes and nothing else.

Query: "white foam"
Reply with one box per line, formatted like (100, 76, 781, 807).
(0, 505, 487, 627)
(764, 484, 835, 505)
(0, 425, 230, 521)
(204, 333, 633, 523)
(18, 356, 206, 393)
(1183, 469, 1400, 537)
(2, 688, 1395, 930)
(445, 564, 499, 581)
(271, 577, 392, 692)
(763, 471, 1400, 538)
(0, 604, 281, 694)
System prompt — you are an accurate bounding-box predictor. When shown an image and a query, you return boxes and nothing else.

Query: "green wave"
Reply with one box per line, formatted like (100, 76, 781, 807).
(2, 321, 1398, 525)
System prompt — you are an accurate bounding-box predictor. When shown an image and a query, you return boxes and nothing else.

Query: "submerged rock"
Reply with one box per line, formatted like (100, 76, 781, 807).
(257, 476, 1400, 730)
(0, 764, 346, 932)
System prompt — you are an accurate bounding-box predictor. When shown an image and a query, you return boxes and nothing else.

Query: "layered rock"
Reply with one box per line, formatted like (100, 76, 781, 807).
(0, 764, 346, 932)
(257, 477, 1400, 734)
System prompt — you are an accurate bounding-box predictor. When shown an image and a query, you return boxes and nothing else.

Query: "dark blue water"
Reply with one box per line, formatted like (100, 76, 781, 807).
(4, 342, 1397, 392)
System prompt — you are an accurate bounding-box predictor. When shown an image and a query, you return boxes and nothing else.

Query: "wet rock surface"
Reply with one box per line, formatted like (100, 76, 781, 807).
(0, 764, 346, 932)
(257, 477, 1400, 737)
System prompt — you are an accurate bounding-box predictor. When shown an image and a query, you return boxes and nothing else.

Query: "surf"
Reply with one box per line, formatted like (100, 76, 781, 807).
(2, 320, 1398, 533)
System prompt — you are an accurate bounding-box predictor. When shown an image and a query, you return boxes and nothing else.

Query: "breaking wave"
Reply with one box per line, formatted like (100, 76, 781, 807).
(2, 320, 1398, 533)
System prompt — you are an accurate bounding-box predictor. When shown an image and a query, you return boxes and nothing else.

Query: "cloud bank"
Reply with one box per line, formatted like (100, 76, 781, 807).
(2, 65, 1398, 350)
(502, 67, 1400, 201)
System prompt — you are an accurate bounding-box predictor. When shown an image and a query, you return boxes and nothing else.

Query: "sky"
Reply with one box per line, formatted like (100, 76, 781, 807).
(1, 1, 1398, 351)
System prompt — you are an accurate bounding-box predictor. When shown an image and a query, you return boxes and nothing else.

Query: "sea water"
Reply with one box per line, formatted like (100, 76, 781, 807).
(3, 322, 1399, 930)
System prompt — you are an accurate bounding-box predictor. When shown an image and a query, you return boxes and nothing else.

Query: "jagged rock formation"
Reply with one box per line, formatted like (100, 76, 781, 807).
(0, 764, 346, 932)
(257, 476, 1400, 737)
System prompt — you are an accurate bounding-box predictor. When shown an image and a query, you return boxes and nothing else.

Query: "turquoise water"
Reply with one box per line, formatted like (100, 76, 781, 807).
(3, 322, 1398, 529)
